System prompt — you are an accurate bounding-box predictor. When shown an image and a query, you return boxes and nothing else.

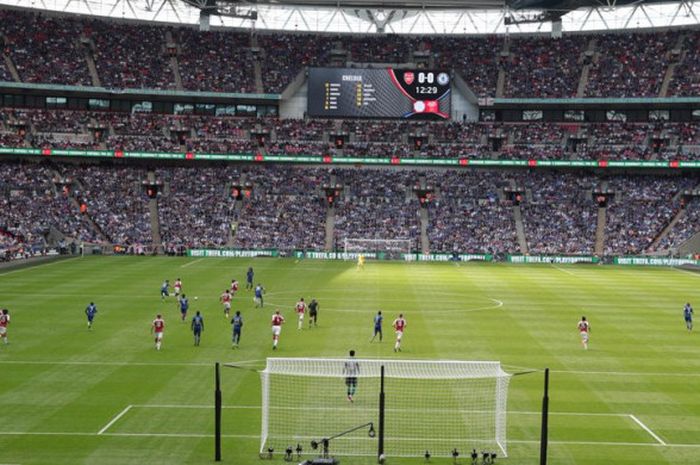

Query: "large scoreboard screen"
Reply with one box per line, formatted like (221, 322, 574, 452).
(307, 68, 451, 120)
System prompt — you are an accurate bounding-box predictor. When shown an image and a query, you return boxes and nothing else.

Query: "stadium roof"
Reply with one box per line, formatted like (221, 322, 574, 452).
(0, 0, 698, 33)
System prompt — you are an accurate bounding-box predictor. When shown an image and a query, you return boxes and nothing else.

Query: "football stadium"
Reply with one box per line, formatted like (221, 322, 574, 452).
(1, 0, 700, 464)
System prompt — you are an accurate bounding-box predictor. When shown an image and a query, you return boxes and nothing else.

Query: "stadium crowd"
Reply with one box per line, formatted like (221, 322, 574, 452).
(1, 160, 699, 257)
(234, 167, 328, 250)
(425, 170, 518, 254)
(520, 173, 598, 254)
(157, 166, 238, 249)
(3, 108, 700, 162)
(334, 169, 421, 251)
(1, 10, 700, 98)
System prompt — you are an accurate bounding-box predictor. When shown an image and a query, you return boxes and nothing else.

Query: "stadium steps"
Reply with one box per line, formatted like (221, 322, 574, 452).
(419, 206, 430, 254)
(164, 31, 184, 91)
(79, 36, 102, 87)
(512, 205, 528, 254)
(577, 38, 596, 98)
(660, 64, 678, 98)
(495, 40, 509, 98)
(2, 49, 21, 82)
(323, 173, 337, 251)
(169, 56, 184, 91)
(49, 167, 110, 244)
(226, 173, 247, 247)
(594, 206, 607, 256)
(324, 206, 335, 252)
(250, 34, 264, 94)
(496, 67, 506, 99)
(678, 227, 700, 256)
(649, 208, 686, 252)
(660, 33, 687, 98)
(254, 60, 264, 94)
(577, 65, 591, 98)
(147, 170, 163, 253)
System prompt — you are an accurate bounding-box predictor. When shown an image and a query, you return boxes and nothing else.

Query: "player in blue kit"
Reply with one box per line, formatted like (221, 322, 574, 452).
(684, 303, 693, 331)
(246, 267, 254, 290)
(85, 302, 98, 329)
(254, 284, 265, 308)
(231, 311, 243, 348)
(160, 280, 170, 301)
(191, 311, 204, 346)
(179, 294, 189, 322)
(370, 311, 383, 342)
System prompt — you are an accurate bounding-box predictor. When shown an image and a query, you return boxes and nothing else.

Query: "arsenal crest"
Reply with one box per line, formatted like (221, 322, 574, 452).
(403, 72, 414, 85)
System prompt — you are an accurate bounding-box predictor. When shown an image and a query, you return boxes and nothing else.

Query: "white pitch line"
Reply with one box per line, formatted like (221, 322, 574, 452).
(0, 359, 263, 368)
(551, 264, 579, 277)
(180, 258, 205, 268)
(1, 430, 698, 448)
(97, 405, 132, 435)
(0, 360, 214, 367)
(629, 414, 666, 445)
(0, 257, 79, 277)
(0, 431, 257, 439)
(103, 432, 259, 439)
(672, 267, 700, 278)
(131, 404, 629, 417)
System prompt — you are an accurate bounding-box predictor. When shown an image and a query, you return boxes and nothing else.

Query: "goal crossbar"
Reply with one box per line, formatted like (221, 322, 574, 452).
(343, 238, 413, 255)
(263, 358, 510, 379)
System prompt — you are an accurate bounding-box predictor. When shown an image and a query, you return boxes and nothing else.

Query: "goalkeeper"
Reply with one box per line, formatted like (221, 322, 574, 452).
(343, 350, 360, 402)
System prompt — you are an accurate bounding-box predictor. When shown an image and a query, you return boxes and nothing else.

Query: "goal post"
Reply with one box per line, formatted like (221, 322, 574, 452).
(343, 238, 414, 260)
(260, 358, 512, 459)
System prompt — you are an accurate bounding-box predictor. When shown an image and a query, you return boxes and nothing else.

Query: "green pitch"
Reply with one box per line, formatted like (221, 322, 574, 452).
(1, 256, 700, 465)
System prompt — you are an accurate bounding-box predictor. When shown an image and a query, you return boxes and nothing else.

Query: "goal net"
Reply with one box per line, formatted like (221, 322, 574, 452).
(343, 238, 413, 260)
(260, 358, 511, 458)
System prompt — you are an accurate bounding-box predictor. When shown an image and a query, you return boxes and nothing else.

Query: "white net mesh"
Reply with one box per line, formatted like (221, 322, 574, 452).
(343, 238, 413, 260)
(260, 358, 511, 458)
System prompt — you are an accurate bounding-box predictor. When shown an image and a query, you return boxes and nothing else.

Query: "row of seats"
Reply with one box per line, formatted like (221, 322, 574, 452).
(1, 108, 699, 160)
(1, 9, 699, 97)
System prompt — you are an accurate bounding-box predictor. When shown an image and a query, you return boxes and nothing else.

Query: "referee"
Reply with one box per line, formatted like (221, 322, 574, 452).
(343, 350, 360, 402)
(308, 299, 319, 328)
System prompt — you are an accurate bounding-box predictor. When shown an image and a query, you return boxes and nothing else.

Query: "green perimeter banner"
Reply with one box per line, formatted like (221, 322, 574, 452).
(613, 256, 700, 266)
(187, 249, 278, 258)
(294, 251, 379, 260)
(1, 146, 699, 169)
(507, 255, 600, 264)
(402, 253, 493, 262)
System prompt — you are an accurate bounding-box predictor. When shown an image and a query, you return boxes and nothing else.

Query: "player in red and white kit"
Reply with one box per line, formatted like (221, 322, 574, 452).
(220, 289, 232, 319)
(577, 316, 590, 350)
(230, 279, 239, 296)
(392, 314, 406, 352)
(151, 314, 165, 350)
(271, 310, 285, 350)
(173, 278, 183, 297)
(0, 309, 10, 345)
(295, 298, 306, 330)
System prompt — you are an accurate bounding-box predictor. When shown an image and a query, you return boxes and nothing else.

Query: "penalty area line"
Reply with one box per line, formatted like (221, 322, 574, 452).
(551, 264, 578, 277)
(629, 414, 666, 445)
(180, 258, 205, 268)
(97, 405, 132, 435)
(0, 257, 80, 277)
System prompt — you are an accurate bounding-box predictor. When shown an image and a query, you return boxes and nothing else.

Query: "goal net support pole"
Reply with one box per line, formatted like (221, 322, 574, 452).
(539, 368, 550, 465)
(214, 362, 222, 462)
(260, 358, 511, 459)
(378, 365, 385, 461)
